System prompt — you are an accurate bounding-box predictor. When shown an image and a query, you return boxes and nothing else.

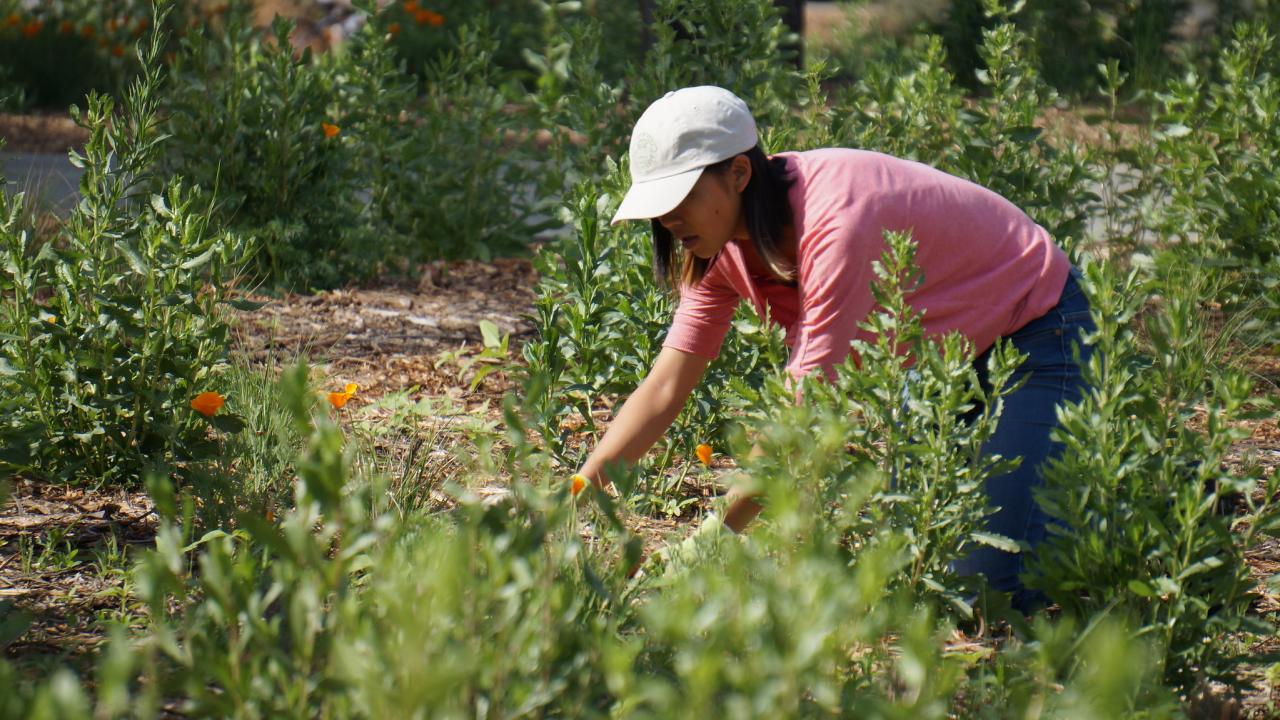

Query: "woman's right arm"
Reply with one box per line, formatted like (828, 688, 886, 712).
(577, 346, 711, 488)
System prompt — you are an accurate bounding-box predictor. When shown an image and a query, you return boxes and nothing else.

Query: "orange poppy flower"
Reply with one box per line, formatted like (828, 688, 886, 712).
(59, 20, 75, 34)
(191, 391, 225, 417)
(106, 17, 121, 32)
(21, 20, 42, 38)
(110, 44, 125, 57)
(322, 122, 340, 138)
(5, 14, 19, 28)
(327, 382, 358, 409)
(387, 21, 401, 36)
(570, 473, 588, 496)
(81, 24, 95, 39)
(695, 443, 713, 466)
(415, 9, 444, 26)
(403, 0, 419, 13)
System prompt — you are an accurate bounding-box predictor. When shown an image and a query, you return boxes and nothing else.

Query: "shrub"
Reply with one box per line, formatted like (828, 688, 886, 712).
(162, 1, 554, 288)
(1028, 260, 1280, 693)
(161, 2, 385, 289)
(0, 5, 250, 485)
(1146, 21, 1280, 340)
(363, 15, 555, 263)
(932, 0, 1260, 96)
(737, 231, 1026, 615)
(379, 0, 643, 90)
(0, 357, 1180, 718)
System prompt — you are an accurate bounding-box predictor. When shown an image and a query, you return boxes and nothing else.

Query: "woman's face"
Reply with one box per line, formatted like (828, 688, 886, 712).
(657, 155, 751, 260)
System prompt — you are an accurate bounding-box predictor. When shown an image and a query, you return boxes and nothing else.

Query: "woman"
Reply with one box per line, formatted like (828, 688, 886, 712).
(577, 86, 1093, 612)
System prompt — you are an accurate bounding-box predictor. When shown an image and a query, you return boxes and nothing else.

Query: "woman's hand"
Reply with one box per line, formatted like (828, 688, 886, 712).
(576, 347, 710, 489)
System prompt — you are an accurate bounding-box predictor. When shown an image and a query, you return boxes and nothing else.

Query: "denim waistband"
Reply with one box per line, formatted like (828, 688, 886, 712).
(1058, 265, 1087, 307)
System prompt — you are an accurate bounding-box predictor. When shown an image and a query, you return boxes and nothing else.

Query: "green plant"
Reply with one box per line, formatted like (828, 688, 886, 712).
(740, 231, 1026, 616)
(162, 1, 382, 289)
(0, 2, 249, 485)
(1147, 21, 1280, 341)
(627, 0, 798, 129)
(433, 319, 510, 391)
(1028, 260, 1280, 694)
(932, 0, 1232, 96)
(368, 14, 556, 263)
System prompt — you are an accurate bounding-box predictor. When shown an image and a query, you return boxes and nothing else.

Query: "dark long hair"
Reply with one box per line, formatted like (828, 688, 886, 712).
(651, 145, 794, 292)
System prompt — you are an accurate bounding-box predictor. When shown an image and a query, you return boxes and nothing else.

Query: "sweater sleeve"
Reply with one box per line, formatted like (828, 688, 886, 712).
(785, 221, 886, 383)
(662, 261, 742, 360)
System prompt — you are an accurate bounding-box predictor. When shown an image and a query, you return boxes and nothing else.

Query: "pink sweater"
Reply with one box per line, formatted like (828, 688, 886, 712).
(663, 148, 1071, 381)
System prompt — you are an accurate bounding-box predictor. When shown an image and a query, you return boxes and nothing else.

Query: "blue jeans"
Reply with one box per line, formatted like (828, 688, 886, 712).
(952, 267, 1095, 613)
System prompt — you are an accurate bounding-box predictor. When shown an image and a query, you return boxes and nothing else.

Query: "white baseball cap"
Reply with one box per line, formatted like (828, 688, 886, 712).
(611, 85, 758, 225)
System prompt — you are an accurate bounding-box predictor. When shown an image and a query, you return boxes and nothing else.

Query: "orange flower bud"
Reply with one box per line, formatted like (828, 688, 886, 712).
(59, 20, 75, 34)
(403, 0, 419, 13)
(21, 20, 42, 38)
(695, 443, 713, 466)
(387, 21, 400, 36)
(81, 24, 95, 39)
(5, 14, 20, 28)
(570, 474, 588, 496)
(191, 391, 226, 417)
(110, 44, 125, 57)
(322, 122, 340, 138)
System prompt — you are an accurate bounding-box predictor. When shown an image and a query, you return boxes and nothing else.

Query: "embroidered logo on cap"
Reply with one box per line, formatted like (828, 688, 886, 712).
(631, 132, 658, 176)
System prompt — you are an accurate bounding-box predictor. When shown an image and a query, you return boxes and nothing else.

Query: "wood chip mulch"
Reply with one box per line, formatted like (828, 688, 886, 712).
(232, 257, 540, 410)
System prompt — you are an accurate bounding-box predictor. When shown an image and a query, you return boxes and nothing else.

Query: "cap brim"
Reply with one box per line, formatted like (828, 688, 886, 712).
(610, 167, 704, 225)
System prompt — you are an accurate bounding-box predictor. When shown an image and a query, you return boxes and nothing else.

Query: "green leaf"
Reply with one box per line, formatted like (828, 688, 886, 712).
(1004, 125, 1043, 143)
(179, 245, 217, 270)
(1127, 579, 1156, 597)
(116, 242, 149, 275)
(1177, 556, 1224, 581)
(223, 298, 267, 312)
(183, 529, 231, 553)
(479, 319, 502, 349)
(210, 414, 248, 434)
(970, 531, 1021, 553)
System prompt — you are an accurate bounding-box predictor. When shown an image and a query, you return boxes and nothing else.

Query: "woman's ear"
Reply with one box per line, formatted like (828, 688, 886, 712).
(732, 154, 752, 193)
